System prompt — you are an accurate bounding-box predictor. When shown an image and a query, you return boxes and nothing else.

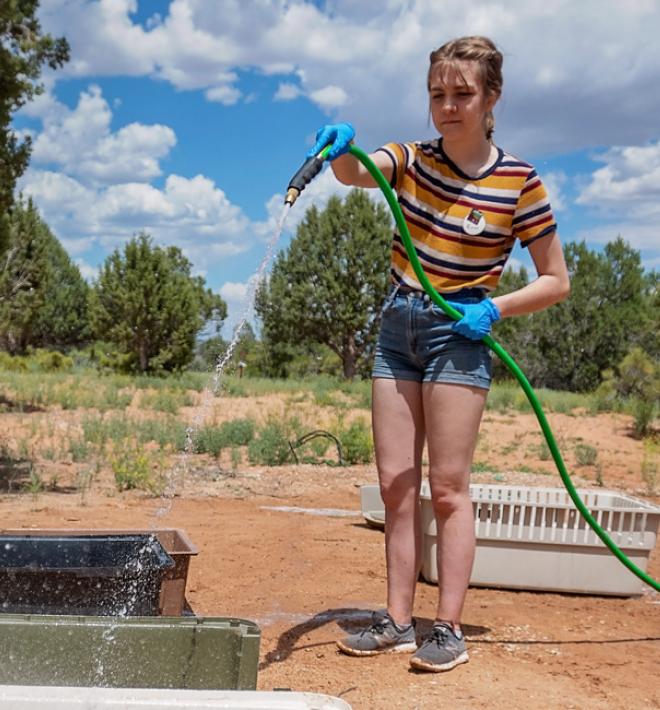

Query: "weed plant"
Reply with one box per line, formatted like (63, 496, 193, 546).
(219, 418, 256, 447)
(194, 425, 227, 457)
(111, 446, 165, 495)
(193, 417, 259, 457)
(471, 461, 500, 473)
(338, 418, 374, 464)
(487, 382, 593, 414)
(537, 441, 552, 461)
(69, 438, 91, 463)
(23, 466, 44, 498)
(629, 398, 656, 439)
(140, 389, 194, 414)
(641, 441, 658, 495)
(574, 443, 598, 466)
(248, 420, 292, 466)
(134, 417, 187, 451)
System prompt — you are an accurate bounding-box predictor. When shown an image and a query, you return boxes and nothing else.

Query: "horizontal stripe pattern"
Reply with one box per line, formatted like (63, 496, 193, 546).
(384, 139, 557, 292)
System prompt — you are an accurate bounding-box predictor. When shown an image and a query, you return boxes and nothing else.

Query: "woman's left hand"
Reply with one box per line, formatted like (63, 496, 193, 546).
(445, 298, 501, 340)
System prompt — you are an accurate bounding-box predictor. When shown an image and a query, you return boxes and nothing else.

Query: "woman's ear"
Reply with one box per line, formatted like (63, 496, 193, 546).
(485, 91, 500, 112)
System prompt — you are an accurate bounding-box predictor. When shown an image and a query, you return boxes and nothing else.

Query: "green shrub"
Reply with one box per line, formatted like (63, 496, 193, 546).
(23, 466, 44, 496)
(194, 425, 226, 457)
(135, 418, 187, 451)
(140, 389, 193, 414)
(310, 437, 330, 457)
(69, 438, 91, 463)
(340, 419, 374, 464)
(537, 441, 552, 461)
(0, 352, 28, 371)
(248, 421, 291, 466)
(630, 398, 656, 439)
(219, 418, 256, 447)
(486, 384, 517, 412)
(616, 348, 658, 400)
(33, 349, 73, 372)
(641, 441, 658, 495)
(111, 447, 165, 494)
(591, 375, 619, 413)
(575, 443, 598, 466)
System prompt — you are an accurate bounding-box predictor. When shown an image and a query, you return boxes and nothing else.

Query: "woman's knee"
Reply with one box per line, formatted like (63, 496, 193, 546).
(428, 479, 470, 516)
(379, 468, 420, 510)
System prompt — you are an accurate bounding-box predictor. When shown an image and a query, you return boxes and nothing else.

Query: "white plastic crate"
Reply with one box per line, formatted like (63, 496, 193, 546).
(0, 687, 352, 709)
(360, 483, 660, 596)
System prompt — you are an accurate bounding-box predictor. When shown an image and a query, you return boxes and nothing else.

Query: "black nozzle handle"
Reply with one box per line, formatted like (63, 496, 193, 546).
(287, 155, 324, 193)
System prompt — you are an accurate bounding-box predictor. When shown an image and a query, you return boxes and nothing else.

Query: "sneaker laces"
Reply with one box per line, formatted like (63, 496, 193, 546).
(430, 622, 456, 645)
(362, 611, 390, 637)
(362, 611, 412, 638)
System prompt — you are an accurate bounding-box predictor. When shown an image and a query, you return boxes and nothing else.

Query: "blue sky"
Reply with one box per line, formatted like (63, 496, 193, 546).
(14, 1, 660, 336)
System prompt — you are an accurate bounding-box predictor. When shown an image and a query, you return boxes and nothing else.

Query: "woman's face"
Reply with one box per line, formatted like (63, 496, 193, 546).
(429, 60, 497, 142)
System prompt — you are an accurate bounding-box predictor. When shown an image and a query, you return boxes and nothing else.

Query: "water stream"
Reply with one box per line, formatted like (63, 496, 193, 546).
(154, 202, 292, 516)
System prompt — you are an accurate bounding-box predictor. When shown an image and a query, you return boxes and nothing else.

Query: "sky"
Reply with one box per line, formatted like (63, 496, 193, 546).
(13, 0, 660, 337)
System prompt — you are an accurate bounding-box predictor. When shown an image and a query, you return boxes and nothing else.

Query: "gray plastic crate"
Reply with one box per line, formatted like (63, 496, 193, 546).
(360, 483, 660, 596)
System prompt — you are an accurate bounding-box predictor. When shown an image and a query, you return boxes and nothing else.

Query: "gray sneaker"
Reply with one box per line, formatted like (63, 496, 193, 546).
(409, 622, 469, 672)
(336, 610, 417, 656)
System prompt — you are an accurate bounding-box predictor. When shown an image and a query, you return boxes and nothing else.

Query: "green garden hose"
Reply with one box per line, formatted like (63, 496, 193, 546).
(287, 142, 659, 593)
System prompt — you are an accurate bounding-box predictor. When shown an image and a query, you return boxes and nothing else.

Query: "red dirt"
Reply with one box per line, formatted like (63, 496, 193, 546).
(0, 407, 658, 709)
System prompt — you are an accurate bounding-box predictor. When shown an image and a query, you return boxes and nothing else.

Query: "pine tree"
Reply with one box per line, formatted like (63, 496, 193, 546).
(0, 1, 69, 252)
(90, 232, 226, 373)
(0, 197, 89, 353)
(256, 189, 392, 379)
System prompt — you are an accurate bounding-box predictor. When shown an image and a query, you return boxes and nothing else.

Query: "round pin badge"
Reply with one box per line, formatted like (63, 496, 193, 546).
(463, 208, 486, 236)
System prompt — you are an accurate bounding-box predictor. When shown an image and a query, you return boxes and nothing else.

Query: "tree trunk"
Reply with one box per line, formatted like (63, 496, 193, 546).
(138, 340, 148, 372)
(342, 335, 357, 380)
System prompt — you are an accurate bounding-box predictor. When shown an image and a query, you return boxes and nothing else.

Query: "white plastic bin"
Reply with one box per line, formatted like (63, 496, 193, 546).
(0, 686, 352, 709)
(360, 483, 660, 596)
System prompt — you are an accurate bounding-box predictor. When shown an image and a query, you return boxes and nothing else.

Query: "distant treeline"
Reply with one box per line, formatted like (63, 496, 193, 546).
(0, 192, 658, 399)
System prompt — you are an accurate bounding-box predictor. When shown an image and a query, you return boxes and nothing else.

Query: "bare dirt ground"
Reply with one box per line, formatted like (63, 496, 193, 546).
(0, 401, 659, 709)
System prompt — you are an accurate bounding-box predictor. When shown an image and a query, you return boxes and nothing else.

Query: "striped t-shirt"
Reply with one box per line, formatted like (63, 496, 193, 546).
(377, 139, 557, 293)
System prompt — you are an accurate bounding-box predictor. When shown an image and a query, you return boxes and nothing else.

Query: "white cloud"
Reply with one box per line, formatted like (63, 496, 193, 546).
(218, 281, 259, 339)
(309, 85, 349, 109)
(274, 82, 303, 101)
(575, 140, 660, 251)
(575, 223, 659, 251)
(20, 164, 266, 278)
(541, 170, 568, 212)
(74, 258, 100, 282)
(205, 85, 242, 105)
(36, 1, 660, 155)
(220, 281, 249, 302)
(577, 141, 660, 213)
(30, 85, 176, 185)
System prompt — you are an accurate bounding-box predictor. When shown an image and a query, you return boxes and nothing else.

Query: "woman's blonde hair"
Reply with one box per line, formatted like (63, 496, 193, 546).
(427, 36, 503, 140)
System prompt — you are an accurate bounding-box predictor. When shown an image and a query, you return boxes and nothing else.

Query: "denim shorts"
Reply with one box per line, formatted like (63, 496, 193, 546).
(371, 285, 492, 389)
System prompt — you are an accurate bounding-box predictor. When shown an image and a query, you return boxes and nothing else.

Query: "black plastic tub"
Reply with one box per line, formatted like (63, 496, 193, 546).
(0, 534, 174, 616)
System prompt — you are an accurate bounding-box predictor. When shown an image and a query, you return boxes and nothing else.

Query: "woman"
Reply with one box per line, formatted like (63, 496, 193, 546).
(308, 36, 570, 672)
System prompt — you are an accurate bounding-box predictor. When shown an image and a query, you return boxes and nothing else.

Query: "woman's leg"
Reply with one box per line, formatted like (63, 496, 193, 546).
(372, 377, 426, 626)
(422, 382, 487, 626)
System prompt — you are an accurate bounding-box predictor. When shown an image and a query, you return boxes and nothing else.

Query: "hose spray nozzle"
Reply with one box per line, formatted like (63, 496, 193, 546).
(284, 153, 326, 205)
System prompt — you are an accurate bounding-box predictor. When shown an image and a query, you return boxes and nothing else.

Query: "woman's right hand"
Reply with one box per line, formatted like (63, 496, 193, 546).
(307, 122, 355, 161)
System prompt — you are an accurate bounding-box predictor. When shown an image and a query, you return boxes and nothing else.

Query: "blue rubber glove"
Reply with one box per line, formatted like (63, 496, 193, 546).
(307, 122, 355, 161)
(445, 298, 501, 340)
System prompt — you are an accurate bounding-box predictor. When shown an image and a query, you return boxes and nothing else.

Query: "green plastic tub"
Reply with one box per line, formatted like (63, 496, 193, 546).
(0, 614, 260, 690)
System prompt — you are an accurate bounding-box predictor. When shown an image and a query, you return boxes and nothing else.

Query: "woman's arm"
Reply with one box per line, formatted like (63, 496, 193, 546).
(331, 150, 395, 188)
(491, 232, 570, 318)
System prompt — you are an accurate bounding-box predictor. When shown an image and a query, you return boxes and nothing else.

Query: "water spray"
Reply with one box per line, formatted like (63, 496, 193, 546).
(285, 141, 660, 593)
